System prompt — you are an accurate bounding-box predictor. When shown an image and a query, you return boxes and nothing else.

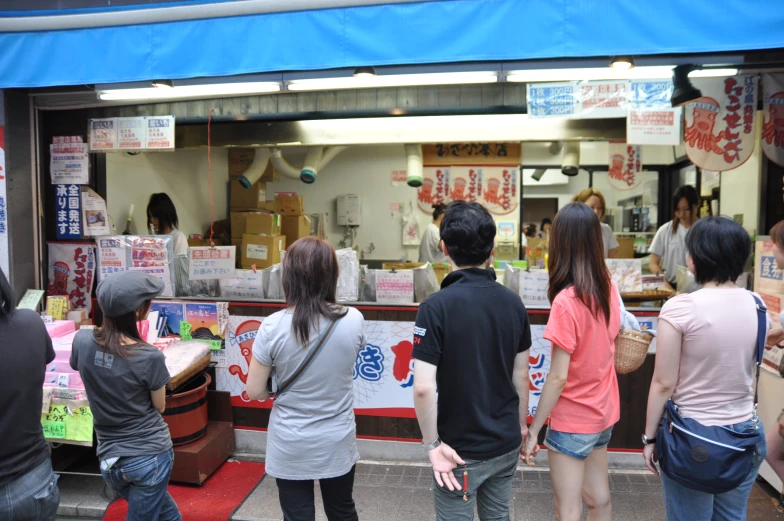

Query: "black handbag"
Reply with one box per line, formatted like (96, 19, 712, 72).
(657, 293, 767, 494)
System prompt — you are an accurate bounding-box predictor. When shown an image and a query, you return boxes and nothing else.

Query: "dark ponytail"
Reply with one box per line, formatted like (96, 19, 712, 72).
(0, 268, 14, 321)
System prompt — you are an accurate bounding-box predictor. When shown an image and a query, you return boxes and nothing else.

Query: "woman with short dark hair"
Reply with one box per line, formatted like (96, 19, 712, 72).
(147, 193, 187, 256)
(643, 216, 766, 520)
(0, 268, 60, 520)
(246, 237, 365, 521)
(649, 185, 700, 287)
(523, 203, 621, 521)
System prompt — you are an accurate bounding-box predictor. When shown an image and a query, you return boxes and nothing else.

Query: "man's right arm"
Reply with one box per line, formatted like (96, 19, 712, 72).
(513, 349, 530, 437)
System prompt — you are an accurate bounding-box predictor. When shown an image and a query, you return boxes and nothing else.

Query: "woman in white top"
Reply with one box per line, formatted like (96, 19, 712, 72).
(764, 220, 784, 490)
(649, 185, 699, 288)
(245, 237, 365, 521)
(147, 193, 188, 256)
(572, 188, 619, 258)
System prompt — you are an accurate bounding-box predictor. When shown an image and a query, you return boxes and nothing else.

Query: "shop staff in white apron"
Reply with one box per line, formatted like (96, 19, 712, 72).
(649, 185, 699, 289)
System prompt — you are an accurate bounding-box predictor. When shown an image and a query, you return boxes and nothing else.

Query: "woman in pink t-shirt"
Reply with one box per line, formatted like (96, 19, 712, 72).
(644, 216, 766, 520)
(523, 203, 621, 521)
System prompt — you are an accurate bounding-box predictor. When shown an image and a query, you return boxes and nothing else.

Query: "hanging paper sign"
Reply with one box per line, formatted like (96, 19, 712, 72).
(219, 269, 265, 299)
(417, 167, 450, 212)
(0, 127, 7, 277)
(145, 116, 175, 149)
(579, 81, 629, 119)
(88, 118, 118, 151)
(527, 83, 579, 118)
(391, 170, 407, 184)
(685, 76, 758, 171)
(81, 188, 110, 236)
(118, 117, 145, 149)
(479, 167, 518, 215)
(50, 142, 89, 185)
(188, 246, 236, 280)
(627, 80, 683, 145)
(375, 270, 415, 304)
(47, 242, 96, 312)
(608, 143, 643, 190)
(55, 184, 82, 239)
(519, 270, 550, 308)
(17, 289, 45, 311)
(96, 237, 127, 279)
(762, 73, 784, 167)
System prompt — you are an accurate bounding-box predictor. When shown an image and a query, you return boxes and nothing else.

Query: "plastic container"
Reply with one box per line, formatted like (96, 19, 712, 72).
(163, 372, 211, 446)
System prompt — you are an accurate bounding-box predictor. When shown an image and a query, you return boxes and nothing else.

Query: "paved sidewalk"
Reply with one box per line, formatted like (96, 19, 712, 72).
(233, 463, 784, 521)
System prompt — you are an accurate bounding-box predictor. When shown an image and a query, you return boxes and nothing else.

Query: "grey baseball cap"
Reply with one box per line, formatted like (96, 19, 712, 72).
(97, 271, 165, 317)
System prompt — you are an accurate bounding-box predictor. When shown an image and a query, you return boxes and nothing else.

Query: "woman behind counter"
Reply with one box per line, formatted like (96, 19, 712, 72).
(246, 237, 365, 521)
(649, 185, 699, 288)
(147, 193, 188, 257)
(572, 188, 619, 259)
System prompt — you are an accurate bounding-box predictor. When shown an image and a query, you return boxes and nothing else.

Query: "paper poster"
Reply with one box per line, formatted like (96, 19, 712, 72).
(762, 73, 784, 167)
(188, 246, 236, 280)
(375, 270, 415, 304)
(608, 143, 643, 190)
(41, 404, 93, 442)
(97, 237, 127, 279)
(519, 270, 550, 307)
(527, 83, 579, 118)
(17, 289, 45, 311)
(417, 167, 450, 211)
(219, 269, 265, 299)
(419, 166, 519, 216)
(391, 170, 407, 184)
(145, 116, 175, 149)
(606, 259, 643, 293)
(55, 184, 82, 239)
(627, 80, 682, 146)
(47, 242, 96, 312)
(579, 81, 629, 119)
(130, 236, 174, 296)
(685, 76, 758, 171)
(50, 142, 89, 185)
(88, 118, 118, 151)
(46, 296, 68, 321)
(81, 188, 110, 236)
(185, 302, 224, 349)
(117, 117, 145, 149)
(218, 316, 264, 402)
(150, 301, 185, 337)
(497, 222, 516, 240)
(0, 128, 6, 277)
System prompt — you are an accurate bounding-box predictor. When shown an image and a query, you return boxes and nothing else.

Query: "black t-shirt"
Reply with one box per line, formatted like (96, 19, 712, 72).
(413, 268, 532, 460)
(0, 310, 55, 486)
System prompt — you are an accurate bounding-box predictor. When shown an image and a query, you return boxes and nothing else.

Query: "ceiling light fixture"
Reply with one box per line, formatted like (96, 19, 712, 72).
(671, 65, 703, 107)
(98, 81, 281, 101)
(286, 71, 498, 91)
(353, 66, 376, 78)
(610, 56, 635, 70)
(506, 65, 738, 83)
(151, 79, 173, 88)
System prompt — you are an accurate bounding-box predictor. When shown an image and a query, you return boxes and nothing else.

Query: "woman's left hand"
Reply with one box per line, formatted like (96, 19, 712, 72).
(643, 443, 659, 476)
(522, 428, 540, 466)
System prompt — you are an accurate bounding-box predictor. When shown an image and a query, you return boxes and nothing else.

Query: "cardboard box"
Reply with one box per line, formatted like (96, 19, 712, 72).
(230, 179, 267, 210)
(245, 212, 281, 237)
(281, 215, 312, 246)
(274, 193, 304, 216)
(229, 148, 280, 182)
(241, 234, 286, 270)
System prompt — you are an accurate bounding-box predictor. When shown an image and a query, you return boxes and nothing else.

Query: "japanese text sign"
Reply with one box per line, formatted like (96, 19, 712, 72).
(627, 81, 682, 146)
(608, 143, 643, 190)
(55, 184, 82, 239)
(89, 118, 118, 151)
(188, 246, 236, 280)
(762, 73, 784, 167)
(50, 141, 89, 185)
(375, 270, 415, 304)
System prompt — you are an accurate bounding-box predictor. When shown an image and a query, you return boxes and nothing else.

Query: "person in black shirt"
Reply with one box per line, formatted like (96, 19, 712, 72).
(0, 268, 60, 520)
(413, 201, 532, 521)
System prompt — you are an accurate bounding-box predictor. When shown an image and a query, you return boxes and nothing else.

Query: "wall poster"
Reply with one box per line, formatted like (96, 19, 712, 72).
(762, 73, 784, 167)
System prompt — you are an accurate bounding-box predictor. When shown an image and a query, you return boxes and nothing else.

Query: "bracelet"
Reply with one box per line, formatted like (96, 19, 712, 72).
(422, 437, 442, 452)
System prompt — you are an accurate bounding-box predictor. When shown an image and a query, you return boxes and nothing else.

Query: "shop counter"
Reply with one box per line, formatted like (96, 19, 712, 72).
(216, 299, 660, 452)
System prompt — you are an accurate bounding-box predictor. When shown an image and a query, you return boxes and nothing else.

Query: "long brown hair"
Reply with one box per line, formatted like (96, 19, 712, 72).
(282, 237, 347, 346)
(93, 300, 152, 358)
(547, 203, 612, 324)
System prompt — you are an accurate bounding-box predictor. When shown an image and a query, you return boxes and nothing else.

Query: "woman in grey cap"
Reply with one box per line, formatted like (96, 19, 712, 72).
(70, 271, 180, 521)
(246, 237, 365, 521)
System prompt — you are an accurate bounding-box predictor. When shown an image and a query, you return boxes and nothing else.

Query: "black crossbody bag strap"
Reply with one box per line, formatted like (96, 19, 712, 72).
(274, 318, 339, 398)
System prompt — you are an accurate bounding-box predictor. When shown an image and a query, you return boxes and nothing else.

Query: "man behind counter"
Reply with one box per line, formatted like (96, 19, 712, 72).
(419, 203, 448, 263)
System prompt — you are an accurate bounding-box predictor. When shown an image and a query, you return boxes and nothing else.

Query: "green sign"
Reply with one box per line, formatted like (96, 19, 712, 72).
(180, 321, 192, 341)
(42, 421, 66, 439)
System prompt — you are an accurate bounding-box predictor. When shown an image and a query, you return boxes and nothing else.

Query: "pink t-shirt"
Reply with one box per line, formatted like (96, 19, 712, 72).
(545, 283, 621, 434)
(659, 288, 763, 426)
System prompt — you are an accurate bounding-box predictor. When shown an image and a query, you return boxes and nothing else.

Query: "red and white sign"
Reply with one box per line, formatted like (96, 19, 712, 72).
(627, 108, 682, 145)
(579, 81, 629, 119)
(391, 170, 407, 184)
(188, 246, 236, 280)
(47, 242, 96, 313)
(762, 73, 784, 167)
(418, 166, 519, 216)
(685, 76, 758, 171)
(608, 143, 643, 190)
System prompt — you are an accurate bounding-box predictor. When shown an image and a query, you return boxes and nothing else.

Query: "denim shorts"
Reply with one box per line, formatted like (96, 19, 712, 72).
(545, 426, 614, 460)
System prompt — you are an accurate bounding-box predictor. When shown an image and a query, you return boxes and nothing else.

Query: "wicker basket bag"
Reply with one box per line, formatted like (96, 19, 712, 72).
(615, 329, 654, 374)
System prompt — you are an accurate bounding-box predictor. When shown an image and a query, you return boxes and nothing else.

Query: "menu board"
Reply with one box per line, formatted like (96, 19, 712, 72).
(375, 270, 415, 304)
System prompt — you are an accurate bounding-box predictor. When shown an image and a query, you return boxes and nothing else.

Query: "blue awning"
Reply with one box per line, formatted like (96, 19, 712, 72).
(2, 0, 784, 89)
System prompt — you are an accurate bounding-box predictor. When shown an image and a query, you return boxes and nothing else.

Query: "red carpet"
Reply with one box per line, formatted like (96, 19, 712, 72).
(103, 461, 266, 521)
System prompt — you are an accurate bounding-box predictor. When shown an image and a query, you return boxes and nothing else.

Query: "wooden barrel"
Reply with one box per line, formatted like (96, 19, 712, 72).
(163, 373, 211, 446)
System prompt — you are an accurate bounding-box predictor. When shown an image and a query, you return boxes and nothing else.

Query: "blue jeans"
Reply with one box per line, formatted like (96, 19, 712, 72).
(433, 446, 520, 521)
(661, 419, 767, 521)
(544, 426, 614, 460)
(101, 449, 181, 521)
(0, 458, 59, 521)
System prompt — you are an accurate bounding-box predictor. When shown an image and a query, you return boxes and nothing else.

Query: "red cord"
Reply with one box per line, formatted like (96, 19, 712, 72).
(207, 109, 215, 246)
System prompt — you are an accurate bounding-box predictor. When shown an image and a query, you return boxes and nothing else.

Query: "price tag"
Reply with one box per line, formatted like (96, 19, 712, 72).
(42, 421, 66, 439)
(42, 388, 53, 414)
(18, 289, 45, 311)
(57, 374, 70, 388)
(180, 321, 192, 341)
(41, 315, 53, 324)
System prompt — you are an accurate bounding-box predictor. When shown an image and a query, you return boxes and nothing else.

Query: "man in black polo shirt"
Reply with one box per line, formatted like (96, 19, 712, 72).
(413, 201, 532, 521)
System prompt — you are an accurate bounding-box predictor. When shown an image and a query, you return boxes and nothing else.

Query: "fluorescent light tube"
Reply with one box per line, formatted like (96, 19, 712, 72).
(286, 72, 498, 91)
(98, 82, 281, 101)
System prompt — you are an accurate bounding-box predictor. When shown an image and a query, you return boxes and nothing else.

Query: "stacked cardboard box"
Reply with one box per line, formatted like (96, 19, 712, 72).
(281, 215, 312, 247)
(274, 193, 305, 216)
(229, 148, 280, 183)
(241, 234, 286, 270)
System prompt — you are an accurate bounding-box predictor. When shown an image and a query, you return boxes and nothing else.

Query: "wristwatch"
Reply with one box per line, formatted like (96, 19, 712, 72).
(422, 437, 442, 452)
(642, 434, 656, 445)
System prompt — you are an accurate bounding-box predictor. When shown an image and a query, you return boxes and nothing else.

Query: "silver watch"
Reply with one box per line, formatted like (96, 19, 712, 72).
(422, 437, 442, 452)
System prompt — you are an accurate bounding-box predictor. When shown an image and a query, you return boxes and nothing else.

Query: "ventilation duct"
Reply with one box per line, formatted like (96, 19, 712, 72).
(238, 148, 271, 188)
(270, 146, 348, 184)
(405, 144, 424, 187)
